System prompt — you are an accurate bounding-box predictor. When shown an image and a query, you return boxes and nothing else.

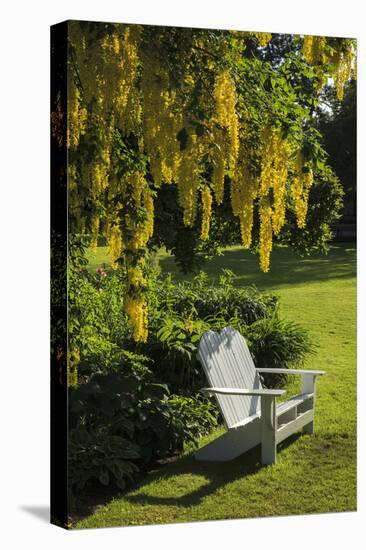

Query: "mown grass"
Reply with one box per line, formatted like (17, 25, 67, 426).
(77, 243, 356, 528)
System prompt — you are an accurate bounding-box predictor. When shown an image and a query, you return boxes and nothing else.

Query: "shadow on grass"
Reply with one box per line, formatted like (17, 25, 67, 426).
(159, 245, 356, 289)
(124, 434, 301, 509)
(70, 434, 299, 524)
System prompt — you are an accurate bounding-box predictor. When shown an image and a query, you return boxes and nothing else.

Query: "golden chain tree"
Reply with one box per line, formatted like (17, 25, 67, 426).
(54, 22, 356, 341)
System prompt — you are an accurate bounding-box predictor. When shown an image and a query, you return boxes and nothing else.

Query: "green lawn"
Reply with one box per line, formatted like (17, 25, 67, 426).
(77, 243, 356, 528)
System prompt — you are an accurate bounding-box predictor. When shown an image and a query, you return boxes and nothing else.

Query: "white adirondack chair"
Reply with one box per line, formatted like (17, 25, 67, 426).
(196, 327, 325, 465)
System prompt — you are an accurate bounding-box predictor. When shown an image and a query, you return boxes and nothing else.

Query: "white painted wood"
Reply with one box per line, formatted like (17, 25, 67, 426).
(301, 374, 317, 434)
(261, 396, 277, 464)
(303, 421, 314, 434)
(201, 387, 286, 397)
(195, 327, 325, 465)
(198, 327, 263, 428)
(195, 416, 261, 461)
(276, 410, 314, 444)
(276, 393, 313, 416)
(257, 368, 325, 376)
(278, 406, 297, 425)
(301, 374, 316, 394)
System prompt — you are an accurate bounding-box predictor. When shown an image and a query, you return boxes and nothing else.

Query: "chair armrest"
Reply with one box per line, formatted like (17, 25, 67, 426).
(201, 387, 286, 397)
(256, 368, 325, 376)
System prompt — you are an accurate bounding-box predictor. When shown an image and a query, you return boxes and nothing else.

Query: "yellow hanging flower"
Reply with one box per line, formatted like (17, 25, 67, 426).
(210, 126, 227, 205)
(124, 295, 148, 342)
(303, 35, 356, 99)
(291, 151, 313, 228)
(253, 32, 272, 47)
(213, 70, 239, 170)
(335, 46, 354, 100)
(200, 187, 213, 241)
(67, 84, 87, 149)
(127, 265, 147, 287)
(106, 222, 123, 270)
(259, 197, 273, 273)
(176, 131, 201, 226)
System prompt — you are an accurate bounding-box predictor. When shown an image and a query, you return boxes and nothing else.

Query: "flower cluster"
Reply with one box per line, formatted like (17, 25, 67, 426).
(259, 197, 273, 273)
(141, 53, 183, 184)
(231, 158, 258, 249)
(303, 35, 356, 99)
(124, 295, 148, 342)
(200, 187, 213, 241)
(303, 35, 326, 65)
(253, 32, 272, 47)
(177, 132, 203, 226)
(334, 46, 355, 101)
(210, 126, 228, 205)
(96, 267, 107, 277)
(291, 152, 313, 229)
(67, 84, 87, 149)
(256, 127, 290, 270)
(213, 70, 239, 171)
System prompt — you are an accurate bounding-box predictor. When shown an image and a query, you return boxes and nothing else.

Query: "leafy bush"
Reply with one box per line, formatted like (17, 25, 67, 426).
(148, 269, 278, 327)
(168, 395, 218, 445)
(69, 427, 140, 493)
(141, 269, 313, 393)
(69, 265, 133, 382)
(248, 315, 314, 387)
(69, 368, 218, 496)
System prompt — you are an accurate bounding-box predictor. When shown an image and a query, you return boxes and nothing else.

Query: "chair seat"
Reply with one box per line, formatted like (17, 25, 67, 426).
(231, 413, 260, 429)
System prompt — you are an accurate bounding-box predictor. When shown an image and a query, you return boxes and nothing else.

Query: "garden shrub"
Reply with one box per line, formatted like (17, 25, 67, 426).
(69, 266, 133, 382)
(69, 367, 218, 496)
(148, 269, 278, 327)
(247, 315, 314, 387)
(142, 269, 313, 393)
(69, 426, 140, 494)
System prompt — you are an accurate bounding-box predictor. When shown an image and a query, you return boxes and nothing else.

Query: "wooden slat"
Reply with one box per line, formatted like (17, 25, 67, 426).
(257, 368, 325, 376)
(228, 328, 261, 416)
(198, 327, 263, 428)
(215, 329, 248, 423)
(199, 331, 238, 427)
(201, 387, 285, 396)
(276, 409, 314, 444)
(199, 331, 234, 427)
(276, 393, 313, 417)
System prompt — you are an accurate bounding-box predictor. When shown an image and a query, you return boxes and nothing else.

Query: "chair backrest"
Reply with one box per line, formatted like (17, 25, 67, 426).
(197, 327, 262, 428)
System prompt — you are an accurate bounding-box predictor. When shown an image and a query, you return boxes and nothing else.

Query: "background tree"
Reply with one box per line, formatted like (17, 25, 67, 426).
(316, 81, 356, 222)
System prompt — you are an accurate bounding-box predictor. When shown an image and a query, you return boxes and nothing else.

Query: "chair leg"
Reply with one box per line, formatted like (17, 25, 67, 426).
(301, 374, 316, 436)
(303, 420, 314, 434)
(261, 396, 277, 465)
